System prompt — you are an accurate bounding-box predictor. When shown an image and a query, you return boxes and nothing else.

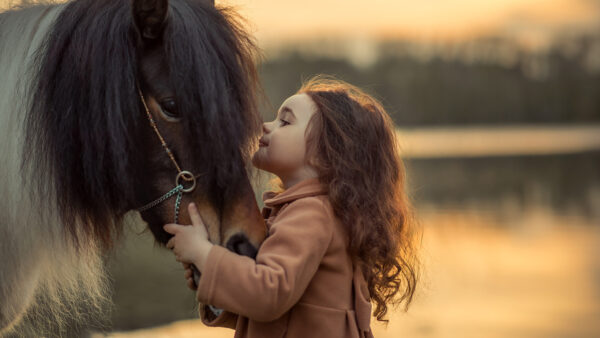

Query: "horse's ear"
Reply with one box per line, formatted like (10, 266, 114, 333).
(132, 0, 169, 40)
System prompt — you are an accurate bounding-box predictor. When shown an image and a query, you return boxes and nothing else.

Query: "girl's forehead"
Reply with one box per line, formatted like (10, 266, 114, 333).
(278, 94, 317, 120)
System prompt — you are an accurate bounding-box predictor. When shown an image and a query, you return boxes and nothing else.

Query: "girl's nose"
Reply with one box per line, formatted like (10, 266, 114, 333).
(262, 122, 271, 133)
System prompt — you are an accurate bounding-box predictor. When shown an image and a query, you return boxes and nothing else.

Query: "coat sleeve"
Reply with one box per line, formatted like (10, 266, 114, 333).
(195, 196, 334, 322)
(198, 304, 238, 329)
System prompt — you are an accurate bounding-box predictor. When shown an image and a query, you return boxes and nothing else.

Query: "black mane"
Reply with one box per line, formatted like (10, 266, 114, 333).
(23, 0, 261, 248)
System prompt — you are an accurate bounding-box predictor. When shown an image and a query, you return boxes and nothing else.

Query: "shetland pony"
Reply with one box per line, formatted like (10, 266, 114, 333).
(0, 0, 266, 335)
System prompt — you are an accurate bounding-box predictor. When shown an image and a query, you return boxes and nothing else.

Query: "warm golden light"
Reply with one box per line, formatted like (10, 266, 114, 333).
(2, 0, 596, 46)
(2, 1, 597, 337)
(222, 0, 600, 45)
(101, 209, 600, 338)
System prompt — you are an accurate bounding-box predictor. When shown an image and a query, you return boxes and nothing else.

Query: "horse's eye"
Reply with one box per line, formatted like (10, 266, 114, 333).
(159, 99, 179, 120)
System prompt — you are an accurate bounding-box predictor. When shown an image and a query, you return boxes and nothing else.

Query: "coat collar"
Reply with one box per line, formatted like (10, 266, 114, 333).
(262, 177, 327, 207)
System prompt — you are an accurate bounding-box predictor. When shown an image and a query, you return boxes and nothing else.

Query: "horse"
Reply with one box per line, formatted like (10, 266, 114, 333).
(0, 0, 266, 335)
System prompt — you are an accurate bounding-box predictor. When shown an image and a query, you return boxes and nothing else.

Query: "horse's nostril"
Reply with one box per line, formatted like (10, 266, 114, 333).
(225, 233, 258, 259)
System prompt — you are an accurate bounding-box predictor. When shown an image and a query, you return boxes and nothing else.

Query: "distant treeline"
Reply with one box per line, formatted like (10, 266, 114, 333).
(258, 34, 600, 126)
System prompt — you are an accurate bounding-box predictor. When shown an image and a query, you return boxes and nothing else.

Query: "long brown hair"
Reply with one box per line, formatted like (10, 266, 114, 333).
(299, 75, 420, 322)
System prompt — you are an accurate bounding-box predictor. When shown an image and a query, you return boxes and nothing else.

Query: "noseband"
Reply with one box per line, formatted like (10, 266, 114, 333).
(136, 88, 200, 223)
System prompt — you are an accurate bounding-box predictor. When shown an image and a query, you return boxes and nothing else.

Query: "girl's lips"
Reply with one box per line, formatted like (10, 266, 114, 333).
(259, 139, 269, 147)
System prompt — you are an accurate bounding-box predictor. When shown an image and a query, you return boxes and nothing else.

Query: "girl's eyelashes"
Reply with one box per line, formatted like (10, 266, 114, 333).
(279, 119, 290, 126)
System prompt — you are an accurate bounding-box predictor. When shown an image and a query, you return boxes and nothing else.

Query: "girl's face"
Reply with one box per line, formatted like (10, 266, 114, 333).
(252, 93, 318, 187)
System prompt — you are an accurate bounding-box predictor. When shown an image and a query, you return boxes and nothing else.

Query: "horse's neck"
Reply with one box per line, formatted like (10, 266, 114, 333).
(0, 4, 62, 150)
(0, 4, 62, 70)
(0, 4, 63, 212)
(0, 6, 109, 336)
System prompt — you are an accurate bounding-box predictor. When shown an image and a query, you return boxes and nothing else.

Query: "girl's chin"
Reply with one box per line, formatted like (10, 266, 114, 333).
(251, 153, 266, 170)
(252, 158, 278, 177)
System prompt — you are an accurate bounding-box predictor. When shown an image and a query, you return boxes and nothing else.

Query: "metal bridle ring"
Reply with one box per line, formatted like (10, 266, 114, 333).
(176, 170, 196, 193)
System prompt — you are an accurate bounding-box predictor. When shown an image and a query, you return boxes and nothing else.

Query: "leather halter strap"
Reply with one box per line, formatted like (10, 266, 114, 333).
(135, 88, 200, 223)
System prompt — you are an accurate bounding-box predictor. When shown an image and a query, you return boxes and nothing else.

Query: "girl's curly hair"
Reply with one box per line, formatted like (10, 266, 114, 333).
(298, 75, 420, 322)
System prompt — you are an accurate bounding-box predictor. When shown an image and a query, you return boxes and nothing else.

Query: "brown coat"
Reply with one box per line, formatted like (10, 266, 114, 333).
(195, 178, 374, 338)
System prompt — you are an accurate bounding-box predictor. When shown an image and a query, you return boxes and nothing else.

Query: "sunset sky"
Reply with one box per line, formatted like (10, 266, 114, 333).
(222, 0, 600, 46)
(1, 0, 599, 48)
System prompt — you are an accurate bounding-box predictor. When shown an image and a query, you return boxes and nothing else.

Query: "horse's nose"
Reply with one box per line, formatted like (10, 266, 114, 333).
(225, 233, 258, 259)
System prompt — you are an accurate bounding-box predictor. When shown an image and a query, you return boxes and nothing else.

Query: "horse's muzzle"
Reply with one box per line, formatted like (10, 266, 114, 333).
(225, 233, 259, 259)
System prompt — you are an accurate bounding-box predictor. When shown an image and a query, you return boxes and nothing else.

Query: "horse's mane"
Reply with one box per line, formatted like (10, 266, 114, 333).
(22, 0, 261, 249)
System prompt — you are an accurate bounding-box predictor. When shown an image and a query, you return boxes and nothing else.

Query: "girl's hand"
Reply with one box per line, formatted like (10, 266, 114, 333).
(164, 203, 213, 269)
(183, 263, 198, 291)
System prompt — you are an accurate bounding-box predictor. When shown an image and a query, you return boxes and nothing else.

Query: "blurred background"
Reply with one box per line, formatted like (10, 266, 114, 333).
(5, 0, 598, 336)
(102, 1, 600, 337)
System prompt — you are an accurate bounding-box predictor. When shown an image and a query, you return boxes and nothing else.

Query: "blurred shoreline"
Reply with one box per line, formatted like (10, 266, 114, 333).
(397, 124, 600, 158)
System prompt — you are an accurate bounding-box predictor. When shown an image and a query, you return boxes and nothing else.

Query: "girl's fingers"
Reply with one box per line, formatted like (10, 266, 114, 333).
(187, 278, 197, 291)
(163, 223, 179, 234)
(166, 238, 175, 250)
(188, 203, 204, 226)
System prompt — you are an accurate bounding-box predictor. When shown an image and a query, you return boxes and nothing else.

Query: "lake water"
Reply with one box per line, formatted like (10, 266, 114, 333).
(100, 207, 600, 338)
(396, 124, 600, 158)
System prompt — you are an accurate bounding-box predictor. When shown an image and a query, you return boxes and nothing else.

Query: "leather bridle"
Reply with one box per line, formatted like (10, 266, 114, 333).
(135, 88, 202, 223)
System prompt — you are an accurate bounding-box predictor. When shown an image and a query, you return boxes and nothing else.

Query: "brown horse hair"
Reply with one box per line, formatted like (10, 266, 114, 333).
(22, 0, 262, 249)
(298, 75, 421, 322)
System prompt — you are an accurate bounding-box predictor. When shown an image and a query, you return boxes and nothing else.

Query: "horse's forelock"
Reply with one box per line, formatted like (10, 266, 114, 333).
(166, 1, 262, 208)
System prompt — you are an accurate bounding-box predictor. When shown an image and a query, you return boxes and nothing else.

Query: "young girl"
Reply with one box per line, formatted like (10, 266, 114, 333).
(164, 76, 419, 338)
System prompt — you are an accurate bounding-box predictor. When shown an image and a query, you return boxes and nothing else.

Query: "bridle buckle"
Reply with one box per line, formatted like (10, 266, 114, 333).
(176, 170, 196, 193)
